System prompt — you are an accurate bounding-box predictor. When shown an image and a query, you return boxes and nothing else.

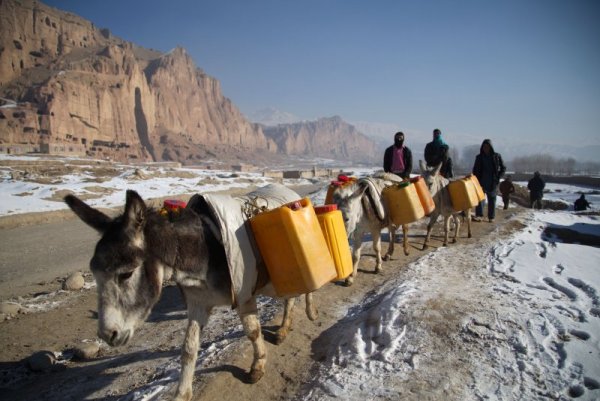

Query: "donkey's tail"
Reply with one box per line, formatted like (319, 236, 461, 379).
(305, 292, 318, 321)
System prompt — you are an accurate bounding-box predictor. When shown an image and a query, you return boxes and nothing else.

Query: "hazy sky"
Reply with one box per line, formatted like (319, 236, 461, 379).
(44, 0, 600, 146)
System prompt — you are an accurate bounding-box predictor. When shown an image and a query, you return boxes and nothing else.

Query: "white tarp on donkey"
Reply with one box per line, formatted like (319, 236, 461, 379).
(187, 183, 300, 307)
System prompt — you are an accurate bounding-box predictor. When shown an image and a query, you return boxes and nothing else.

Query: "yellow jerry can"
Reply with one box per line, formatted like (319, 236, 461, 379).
(250, 198, 337, 297)
(468, 174, 486, 202)
(410, 176, 435, 215)
(448, 177, 480, 211)
(382, 181, 425, 225)
(314, 204, 353, 280)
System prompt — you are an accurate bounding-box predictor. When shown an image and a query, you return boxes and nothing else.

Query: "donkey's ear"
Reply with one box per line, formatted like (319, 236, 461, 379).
(433, 162, 443, 177)
(124, 190, 147, 231)
(419, 160, 427, 173)
(65, 195, 112, 233)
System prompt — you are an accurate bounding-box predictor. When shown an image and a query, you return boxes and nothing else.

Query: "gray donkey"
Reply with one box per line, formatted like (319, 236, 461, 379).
(331, 175, 409, 285)
(419, 160, 472, 249)
(65, 189, 317, 401)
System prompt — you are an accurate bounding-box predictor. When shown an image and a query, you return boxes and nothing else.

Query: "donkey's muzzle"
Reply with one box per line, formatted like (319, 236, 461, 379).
(99, 328, 131, 347)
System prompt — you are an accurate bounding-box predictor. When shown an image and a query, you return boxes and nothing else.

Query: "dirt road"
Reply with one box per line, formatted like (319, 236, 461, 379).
(0, 197, 522, 401)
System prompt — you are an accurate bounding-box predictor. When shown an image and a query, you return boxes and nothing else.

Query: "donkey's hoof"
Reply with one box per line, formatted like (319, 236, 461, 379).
(344, 277, 354, 286)
(452, 239, 457, 244)
(422, 244, 428, 250)
(275, 329, 288, 345)
(306, 308, 319, 321)
(247, 368, 265, 383)
(468, 233, 472, 238)
(382, 254, 391, 261)
(375, 266, 383, 274)
(404, 250, 409, 256)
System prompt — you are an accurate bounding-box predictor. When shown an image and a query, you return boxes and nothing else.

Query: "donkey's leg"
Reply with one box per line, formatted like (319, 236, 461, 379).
(346, 231, 363, 286)
(382, 224, 395, 261)
(372, 229, 383, 273)
(443, 215, 451, 246)
(423, 214, 438, 250)
(238, 297, 267, 383)
(275, 297, 296, 344)
(452, 214, 461, 243)
(175, 302, 211, 401)
(304, 292, 318, 321)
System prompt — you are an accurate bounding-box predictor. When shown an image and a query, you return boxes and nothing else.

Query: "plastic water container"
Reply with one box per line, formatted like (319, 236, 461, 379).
(250, 198, 337, 296)
(409, 176, 435, 215)
(314, 204, 353, 280)
(448, 177, 480, 211)
(382, 181, 425, 225)
(468, 174, 486, 202)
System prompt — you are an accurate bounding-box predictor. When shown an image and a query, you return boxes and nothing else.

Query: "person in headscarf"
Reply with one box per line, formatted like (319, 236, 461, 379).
(499, 175, 515, 210)
(383, 131, 413, 179)
(574, 193, 591, 211)
(424, 128, 453, 178)
(472, 139, 506, 222)
(527, 171, 545, 209)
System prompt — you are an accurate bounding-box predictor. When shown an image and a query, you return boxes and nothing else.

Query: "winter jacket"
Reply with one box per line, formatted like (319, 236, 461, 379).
(499, 180, 515, 196)
(574, 197, 591, 211)
(383, 145, 413, 179)
(472, 139, 506, 191)
(527, 176, 545, 199)
(424, 141, 453, 178)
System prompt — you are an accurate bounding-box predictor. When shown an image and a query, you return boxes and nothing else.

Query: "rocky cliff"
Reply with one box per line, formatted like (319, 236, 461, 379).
(262, 116, 378, 163)
(0, 0, 376, 166)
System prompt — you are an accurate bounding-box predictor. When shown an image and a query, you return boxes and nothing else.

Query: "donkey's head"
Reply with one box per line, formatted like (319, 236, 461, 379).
(65, 190, 164, 346)
(331, 182, 368, 237)
(419, 160, 446, 197)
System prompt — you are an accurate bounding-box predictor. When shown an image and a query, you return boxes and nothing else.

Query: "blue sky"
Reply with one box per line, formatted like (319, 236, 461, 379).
(44, 0, 600, 147)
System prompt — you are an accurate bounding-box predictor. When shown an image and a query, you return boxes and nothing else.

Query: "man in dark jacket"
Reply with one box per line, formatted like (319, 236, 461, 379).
(383, 131, 412, 179)
(472, 139, 506, 222)
(527, 171, 545, 209)
(574, 194, 591, 211)
(424, 128, 453, 178)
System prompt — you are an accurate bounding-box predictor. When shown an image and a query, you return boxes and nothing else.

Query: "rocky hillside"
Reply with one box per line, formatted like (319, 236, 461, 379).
(1, 0, 377, 166)
(262, 116, 378, 163)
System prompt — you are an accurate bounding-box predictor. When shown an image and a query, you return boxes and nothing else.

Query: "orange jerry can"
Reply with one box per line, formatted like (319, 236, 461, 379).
(448, 177, 480, 211)
(249, 198, 337, 297)
(314, 204, 353, 280)
(409, 176, 435, 215)
(468, 174, 486, 202)
(382, 181, 425, 225)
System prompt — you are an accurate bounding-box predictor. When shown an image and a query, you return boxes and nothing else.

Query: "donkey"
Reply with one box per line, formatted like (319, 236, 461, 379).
(65, 190, 317, 401)
(419, 160, 472, 249)
(331, 176, 409, 286)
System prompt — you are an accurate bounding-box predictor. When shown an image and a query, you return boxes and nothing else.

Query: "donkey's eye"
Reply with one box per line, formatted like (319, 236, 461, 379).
(118, 271, 134, 282)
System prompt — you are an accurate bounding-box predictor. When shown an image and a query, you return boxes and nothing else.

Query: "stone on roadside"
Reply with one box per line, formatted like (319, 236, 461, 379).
(63, 272, 85, 291)
(0, 301, 21, 316)
(73, 342, 100, 361)
(27, 350, 56, 372)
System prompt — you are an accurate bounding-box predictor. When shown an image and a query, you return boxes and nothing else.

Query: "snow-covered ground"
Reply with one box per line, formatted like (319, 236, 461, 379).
(1, 155, 599, 400)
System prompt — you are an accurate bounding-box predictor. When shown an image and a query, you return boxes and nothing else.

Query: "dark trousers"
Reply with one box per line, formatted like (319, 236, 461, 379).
(476, 190, 497, 220)
(501, 194, 510, 209)
(531, 196, 543, 209)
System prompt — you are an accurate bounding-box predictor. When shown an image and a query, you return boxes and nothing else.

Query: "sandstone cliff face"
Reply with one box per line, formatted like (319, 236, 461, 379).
(1, 0, 374, 166)
(262, 116, 378, 163)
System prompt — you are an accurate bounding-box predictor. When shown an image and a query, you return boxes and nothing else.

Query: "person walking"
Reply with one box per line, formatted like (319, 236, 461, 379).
(383, 131, 412, 179)
(527, 171, 545, 209)
(424, 128, 453, 178)
(472, 139, 506, 222)
(499, 175, 515, 210)
(574, 193, 591, 211)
